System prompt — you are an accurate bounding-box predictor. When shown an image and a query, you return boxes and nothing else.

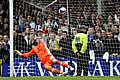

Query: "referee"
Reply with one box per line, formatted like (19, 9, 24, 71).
(72, 26, 89, 76)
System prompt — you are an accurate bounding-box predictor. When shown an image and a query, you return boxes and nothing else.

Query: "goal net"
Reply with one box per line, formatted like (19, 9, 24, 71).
(8, 0, 120, 77)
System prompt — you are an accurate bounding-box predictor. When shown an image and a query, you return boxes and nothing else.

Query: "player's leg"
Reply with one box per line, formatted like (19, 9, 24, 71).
(44, 60, 64, 74)
(50, 56, 68, 67)
(83, 52, 90, 76)
(44, 65, 63, 74)
(77, 53, 83, 76)
(50, 57, 74, 71)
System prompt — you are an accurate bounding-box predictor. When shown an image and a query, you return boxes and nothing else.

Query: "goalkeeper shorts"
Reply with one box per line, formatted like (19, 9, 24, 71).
(42, 55, 53, 67)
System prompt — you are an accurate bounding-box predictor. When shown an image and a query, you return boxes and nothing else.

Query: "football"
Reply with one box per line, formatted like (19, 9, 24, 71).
(59, 7, 66, 14)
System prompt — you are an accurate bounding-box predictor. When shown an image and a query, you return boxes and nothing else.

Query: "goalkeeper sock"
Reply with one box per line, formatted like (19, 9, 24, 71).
(55, 61, 69, 68)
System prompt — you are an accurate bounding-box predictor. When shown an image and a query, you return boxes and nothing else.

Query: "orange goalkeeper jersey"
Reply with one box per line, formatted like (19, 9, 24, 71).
(21, 39, 52, 62)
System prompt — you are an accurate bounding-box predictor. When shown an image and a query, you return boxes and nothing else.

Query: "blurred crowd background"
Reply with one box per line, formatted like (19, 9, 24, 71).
(0, 0, 120, 74)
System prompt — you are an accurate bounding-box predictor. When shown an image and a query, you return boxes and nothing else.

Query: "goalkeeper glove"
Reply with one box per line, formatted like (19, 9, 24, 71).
(76, 52, 83, 57)
(14, 50, 22, 56)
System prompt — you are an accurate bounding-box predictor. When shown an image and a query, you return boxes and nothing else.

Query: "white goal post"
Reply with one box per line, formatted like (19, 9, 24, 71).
(9, 0, 14, 77)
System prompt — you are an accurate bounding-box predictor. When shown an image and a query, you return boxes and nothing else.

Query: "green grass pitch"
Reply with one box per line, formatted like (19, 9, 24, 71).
(1, 76, 120, 80)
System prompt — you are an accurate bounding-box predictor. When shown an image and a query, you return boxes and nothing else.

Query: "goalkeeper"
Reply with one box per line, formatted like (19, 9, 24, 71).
(15, 38, 74, 76)
(72, 26, 89, 76)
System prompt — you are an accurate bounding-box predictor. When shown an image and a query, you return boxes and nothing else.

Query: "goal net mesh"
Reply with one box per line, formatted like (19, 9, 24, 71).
(11, 0, 120, 77)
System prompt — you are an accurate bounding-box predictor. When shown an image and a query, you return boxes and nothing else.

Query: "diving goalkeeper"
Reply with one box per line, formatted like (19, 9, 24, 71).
(14, 38, 74, 76)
